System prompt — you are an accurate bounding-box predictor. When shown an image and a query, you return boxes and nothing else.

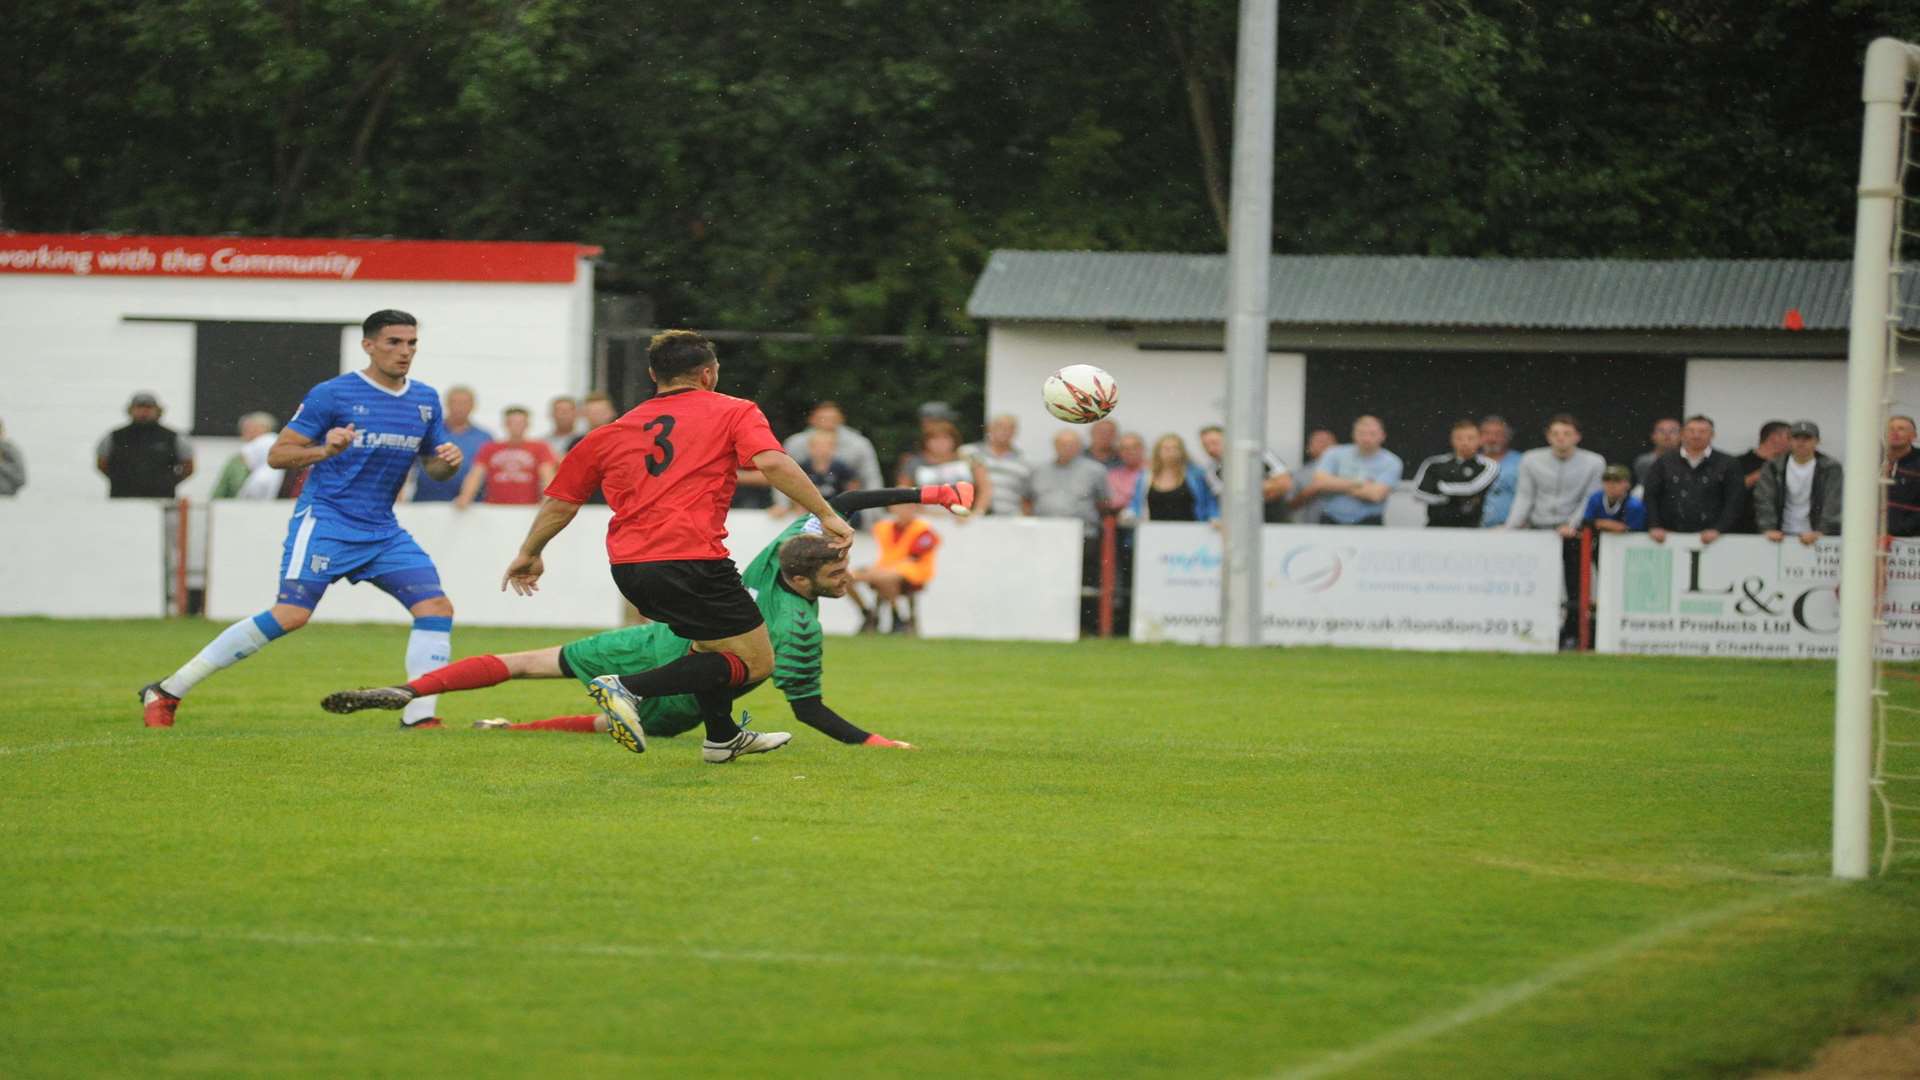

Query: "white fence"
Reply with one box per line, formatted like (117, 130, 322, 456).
(0, 496, 170, 617)
(205, 502, 1085, 641)
(1130, 522, 1562, 652)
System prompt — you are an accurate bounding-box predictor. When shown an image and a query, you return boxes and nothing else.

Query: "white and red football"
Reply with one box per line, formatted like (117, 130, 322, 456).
(1041, 364, 1119, 424)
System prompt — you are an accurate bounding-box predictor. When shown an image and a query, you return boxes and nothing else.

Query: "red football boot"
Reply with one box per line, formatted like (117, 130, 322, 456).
(138, 683, 179, 728)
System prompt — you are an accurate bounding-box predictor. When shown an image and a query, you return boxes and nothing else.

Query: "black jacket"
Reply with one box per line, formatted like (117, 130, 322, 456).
(1642, 449, 1744, 533)
(1409, 452, 1497, 527)
(1889, 448, 1920, 538)
(1752, 452, 1843, 535)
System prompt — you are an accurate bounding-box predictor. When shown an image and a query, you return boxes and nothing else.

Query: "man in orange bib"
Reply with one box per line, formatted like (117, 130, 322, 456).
(850, 502, 939, 634)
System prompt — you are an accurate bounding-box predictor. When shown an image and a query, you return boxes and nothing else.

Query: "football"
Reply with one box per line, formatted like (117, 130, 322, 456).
(1042, 364, 1119, 423)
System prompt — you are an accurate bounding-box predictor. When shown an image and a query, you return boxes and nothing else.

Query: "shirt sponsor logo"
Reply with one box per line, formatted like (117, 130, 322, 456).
(352, 431, 424, 451)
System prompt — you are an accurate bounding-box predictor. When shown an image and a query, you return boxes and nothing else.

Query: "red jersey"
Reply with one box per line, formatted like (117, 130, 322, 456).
(473, 439, 557, 504)
(546, 388, 784, 563)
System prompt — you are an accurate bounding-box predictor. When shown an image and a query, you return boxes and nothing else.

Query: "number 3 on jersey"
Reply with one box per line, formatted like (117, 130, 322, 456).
(642, 415, 676, 476)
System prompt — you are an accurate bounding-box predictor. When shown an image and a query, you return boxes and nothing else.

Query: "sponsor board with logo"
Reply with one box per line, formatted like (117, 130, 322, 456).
(1594, 533, 1920, 659)
(1130, 523, 1561, 652)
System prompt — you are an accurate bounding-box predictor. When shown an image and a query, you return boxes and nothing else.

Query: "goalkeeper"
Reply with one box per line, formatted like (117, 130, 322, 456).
(320, 484, 973, 750)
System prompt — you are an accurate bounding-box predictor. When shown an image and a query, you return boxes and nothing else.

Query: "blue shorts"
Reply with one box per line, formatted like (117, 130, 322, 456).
(277, 511, 445, 610)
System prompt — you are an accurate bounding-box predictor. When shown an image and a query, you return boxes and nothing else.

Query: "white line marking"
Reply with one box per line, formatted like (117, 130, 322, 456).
(7, 924, 1293, 987)
(1270, 881, 1836, 1080)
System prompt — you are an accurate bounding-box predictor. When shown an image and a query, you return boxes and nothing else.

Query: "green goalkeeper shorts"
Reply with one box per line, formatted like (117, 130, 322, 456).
(558, 624, 703, 738)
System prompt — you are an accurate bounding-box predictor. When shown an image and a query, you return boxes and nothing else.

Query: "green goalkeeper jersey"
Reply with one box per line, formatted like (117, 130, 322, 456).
(558, 517, 825, 735)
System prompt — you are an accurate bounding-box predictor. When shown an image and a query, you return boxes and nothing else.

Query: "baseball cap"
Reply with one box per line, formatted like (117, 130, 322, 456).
(918, 400, 957, 422)
(127, 391, 160, 409)
(1603, 464, 1632, 482)
(1789, 420, 1821, 438)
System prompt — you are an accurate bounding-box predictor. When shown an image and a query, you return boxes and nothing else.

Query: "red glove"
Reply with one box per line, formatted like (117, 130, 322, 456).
(919, 482, 974, 516)
(863, 733, 916, 749)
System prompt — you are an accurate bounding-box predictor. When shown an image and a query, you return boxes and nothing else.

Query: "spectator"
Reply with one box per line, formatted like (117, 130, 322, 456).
(1507, 414, 1605, 649)
(1583, 465, 1647, 533)
(1300, 416, 1402, 526)
(1504, 414, 1605, 534)
(848, 503, 940, 635)
(1197, 424, 1293, 522)
(1755, 420, 1842, 545)
(899, 419, 991, 511)
(1086, 418, 1121, 468)
(411, 385, 492, 502)
(96, 391, 193, 498)
(210, 412, 279, 499)
(0, 417, 26, 496)
(1409, 419, 1497, 527)
(1478, 415, 1521, 528)
(1644, 414, 1743, 544)
(774, 431, 860, 518)
(1731, 420, 1791, 533)
(1127, 434, 1219, 522)
(567, 391, 619, 506)
(1031, 430, 1112, 534)
(456, 406, 558, 508)
(544, 395, 579, 457)
(961, 414, 1033, 516)
(1889, 416, 1920, 538)
(1106, 432, 1146, 511)
(1288, 428, 1337, 524)
(569, 391, 617, 450)
(783, 400, 884, 492)
(1632, 417, 1682, 486)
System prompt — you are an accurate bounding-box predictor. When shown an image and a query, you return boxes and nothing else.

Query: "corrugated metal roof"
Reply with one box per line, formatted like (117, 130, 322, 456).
(966, 250, 1920, 331)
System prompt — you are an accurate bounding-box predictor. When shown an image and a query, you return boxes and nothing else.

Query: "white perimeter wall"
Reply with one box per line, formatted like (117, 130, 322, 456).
(985, 324, 1307, 464)
(0, 270, 594, 502)
(1684, 358, 1849, 459)
(0, 496, 169, 617)
(206, 503, 1084, 642)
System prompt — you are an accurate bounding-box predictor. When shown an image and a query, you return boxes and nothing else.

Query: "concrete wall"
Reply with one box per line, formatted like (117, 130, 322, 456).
(0, 270, 594, 503)
(984, 323, 1307, 465)
(0, 496, 169, 617)
(1683, 358, 1850, 460)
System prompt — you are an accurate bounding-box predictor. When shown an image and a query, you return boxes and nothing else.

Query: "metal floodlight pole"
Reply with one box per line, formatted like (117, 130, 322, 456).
(1834, 38, 1920, 880)
(1220, 0, 1278, 648)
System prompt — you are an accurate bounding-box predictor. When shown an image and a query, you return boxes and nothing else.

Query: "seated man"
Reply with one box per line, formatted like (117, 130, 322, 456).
(848, 502, 940, 635)
(320, 484, 972, 755)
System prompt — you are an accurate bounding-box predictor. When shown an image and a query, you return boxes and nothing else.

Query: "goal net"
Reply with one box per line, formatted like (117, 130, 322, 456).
(1838, 38, 1920, 878)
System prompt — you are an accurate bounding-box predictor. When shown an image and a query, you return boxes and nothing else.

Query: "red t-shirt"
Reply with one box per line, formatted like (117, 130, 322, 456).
(546, 388, 785, 563)
(473, 439, 557, 505)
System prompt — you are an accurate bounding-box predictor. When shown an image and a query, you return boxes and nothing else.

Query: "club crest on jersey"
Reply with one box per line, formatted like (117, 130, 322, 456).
(419, 405, 434, 423)
(352, 404, 370, 416)
(309, 554, 331, 574)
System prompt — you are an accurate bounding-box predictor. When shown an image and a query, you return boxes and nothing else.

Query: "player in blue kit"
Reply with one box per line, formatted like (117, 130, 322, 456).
(139, 310, 465, 730)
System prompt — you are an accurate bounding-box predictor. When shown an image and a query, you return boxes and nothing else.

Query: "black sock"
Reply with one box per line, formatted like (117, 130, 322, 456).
(697, 690, 741, 743)
(791, 698, 870, 744)
(830, 488, 923, 516)
(619, 652, 735, 698)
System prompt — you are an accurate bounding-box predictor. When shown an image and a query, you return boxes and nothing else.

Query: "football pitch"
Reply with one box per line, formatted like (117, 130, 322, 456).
(4, 618, 1918, 1078)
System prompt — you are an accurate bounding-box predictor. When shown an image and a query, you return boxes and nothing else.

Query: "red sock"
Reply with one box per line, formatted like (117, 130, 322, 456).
(407, 654, 510, 696)
(510, 715, 599, 733)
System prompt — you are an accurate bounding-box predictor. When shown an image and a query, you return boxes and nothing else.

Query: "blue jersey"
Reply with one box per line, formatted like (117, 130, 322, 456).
(286, 371, 449, 541)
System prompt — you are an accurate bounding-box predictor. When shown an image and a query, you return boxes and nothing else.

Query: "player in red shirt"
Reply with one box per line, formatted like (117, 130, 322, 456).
(455, 406, 557, 507)
(500, 329, 855, 762)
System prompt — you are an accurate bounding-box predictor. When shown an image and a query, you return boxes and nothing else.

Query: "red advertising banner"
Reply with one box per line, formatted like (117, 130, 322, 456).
(0, 233, 601, 284)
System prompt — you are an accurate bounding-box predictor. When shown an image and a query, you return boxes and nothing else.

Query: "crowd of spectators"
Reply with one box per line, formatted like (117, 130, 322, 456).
(57, 380, 1920, 647)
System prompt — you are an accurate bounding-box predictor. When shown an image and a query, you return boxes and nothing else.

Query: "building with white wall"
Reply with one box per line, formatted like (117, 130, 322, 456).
(967, 251, 1909, 470)
(0, 232, 598, 500)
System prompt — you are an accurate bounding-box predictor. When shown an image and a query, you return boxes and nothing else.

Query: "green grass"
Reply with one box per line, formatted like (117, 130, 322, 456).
(2, 618, 1917, 1078)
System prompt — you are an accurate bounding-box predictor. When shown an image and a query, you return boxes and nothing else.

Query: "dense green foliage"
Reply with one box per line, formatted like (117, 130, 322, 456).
(6, 3, 1919, 441)
(4, 618, 1920, 1076)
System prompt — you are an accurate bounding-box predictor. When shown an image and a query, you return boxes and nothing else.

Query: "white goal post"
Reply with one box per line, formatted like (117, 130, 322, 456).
(1835, 38, 1920, 880)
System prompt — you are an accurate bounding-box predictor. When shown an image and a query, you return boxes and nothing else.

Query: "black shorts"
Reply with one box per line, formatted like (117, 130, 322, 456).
(610, 559, 765, 642)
